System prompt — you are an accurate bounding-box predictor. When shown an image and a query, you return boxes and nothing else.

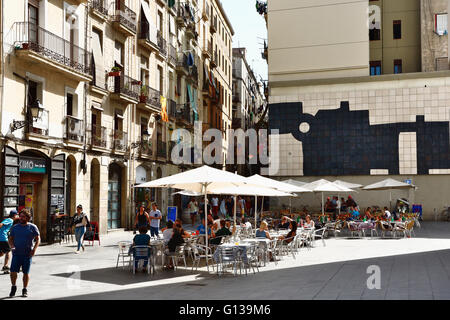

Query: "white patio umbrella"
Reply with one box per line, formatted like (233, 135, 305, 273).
(209, 185, 294, 228)
(173, 190, 203, 196)
(282, 179, 311, 214)
(301, 179, 354, 214)
(362, 178, 415, 211)
(246, 175, 311, 216)
(134, 165, 255, 249)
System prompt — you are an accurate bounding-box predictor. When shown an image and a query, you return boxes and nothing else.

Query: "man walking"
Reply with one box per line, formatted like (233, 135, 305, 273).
(0, 210, 19, 274)
(149, 203, 162, 238)
(8, 209, 40, 298)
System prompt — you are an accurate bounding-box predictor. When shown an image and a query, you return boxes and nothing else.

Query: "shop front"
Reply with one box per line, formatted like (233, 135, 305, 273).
(2, 146, 65, 242)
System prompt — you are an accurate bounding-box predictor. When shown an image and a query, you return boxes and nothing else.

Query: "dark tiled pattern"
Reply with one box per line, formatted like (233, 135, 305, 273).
(269, 101, 450, 176)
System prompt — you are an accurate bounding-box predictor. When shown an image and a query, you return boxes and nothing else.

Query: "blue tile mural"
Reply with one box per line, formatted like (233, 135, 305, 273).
(269, 101, 450, 175)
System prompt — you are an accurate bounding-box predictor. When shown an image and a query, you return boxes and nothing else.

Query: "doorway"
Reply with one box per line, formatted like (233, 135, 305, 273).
(107, 163, 122, 229)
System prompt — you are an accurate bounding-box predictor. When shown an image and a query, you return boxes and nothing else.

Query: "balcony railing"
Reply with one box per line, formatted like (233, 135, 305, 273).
(140, 138, 152, 156)
(13, 22, 92, 76)
(65, 116, 84, 143)
(210, 50, 218, 68)
(210, 15, 217, 33)
(176, 104, 193, 125)
(157, 140, 167, 158)
(177, 52, 189, 74)
(168, 99, 177, 118)
(112, 3, 137, 34)
(157, 31, 167, 56)
(176, 1, 195, 27)
(112, 129, 128, 151)
(91, 0, 108, 16)
(140, 86, 161, 109)
(111, 74, 141, 101)
(168, 44, 177, 66)
(188, 65, 198, 83)
(138, 21, 158, 47)
(90, 125, 107, 148)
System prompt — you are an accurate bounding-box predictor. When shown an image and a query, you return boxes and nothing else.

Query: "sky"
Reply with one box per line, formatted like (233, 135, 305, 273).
(221, 0, 268, 83)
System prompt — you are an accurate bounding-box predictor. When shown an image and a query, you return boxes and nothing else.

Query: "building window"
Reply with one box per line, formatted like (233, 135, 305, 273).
(394, 59, 402, 74)
(393, 20, 401, 39)
(370, 61, 382, 76)
(435, 13, 448, 35)
(369, 28, 380, 41)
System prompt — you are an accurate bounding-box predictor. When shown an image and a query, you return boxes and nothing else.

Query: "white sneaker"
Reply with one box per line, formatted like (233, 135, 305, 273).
(75, 250, 80, 254)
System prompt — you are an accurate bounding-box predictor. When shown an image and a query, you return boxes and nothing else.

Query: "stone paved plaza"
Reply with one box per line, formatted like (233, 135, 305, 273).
(1, 222, 450, 300)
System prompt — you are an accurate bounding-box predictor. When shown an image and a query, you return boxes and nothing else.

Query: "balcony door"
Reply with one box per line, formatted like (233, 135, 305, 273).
(28, 1, 39, 44)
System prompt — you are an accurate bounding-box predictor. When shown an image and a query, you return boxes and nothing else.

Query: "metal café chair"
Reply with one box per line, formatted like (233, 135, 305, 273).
(131, 245, 154, 275)
(216, 246, 239, 276)
(191, 244, 215, 272)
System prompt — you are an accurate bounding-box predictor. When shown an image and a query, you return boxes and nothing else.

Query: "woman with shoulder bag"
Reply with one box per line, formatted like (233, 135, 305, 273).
(70, 204, 91, 254)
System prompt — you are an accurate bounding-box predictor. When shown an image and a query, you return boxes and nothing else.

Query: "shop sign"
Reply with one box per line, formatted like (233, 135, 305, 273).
(19, 157, 46, 174)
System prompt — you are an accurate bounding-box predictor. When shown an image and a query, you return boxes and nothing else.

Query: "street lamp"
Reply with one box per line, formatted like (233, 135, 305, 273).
(11, 99, 44, 132)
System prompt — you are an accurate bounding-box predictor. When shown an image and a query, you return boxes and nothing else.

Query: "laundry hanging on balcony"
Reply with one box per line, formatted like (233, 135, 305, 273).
(187, 84, 198, 121)
(160, 96, 169, 122)
(187, 52, 194, 66)
(192, 88, 199, 121)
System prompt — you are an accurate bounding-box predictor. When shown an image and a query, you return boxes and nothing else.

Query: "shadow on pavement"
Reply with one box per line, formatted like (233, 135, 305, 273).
(52, 266, 212, 286)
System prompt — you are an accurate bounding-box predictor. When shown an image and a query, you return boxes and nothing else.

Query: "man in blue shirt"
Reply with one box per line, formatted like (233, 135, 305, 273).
(8, 209, 40, 298)
(149, 203, 162, 238)
(0, 210, 19, 274)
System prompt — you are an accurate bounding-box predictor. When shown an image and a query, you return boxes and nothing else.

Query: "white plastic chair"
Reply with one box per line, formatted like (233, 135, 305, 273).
(116, 241, 132, 269)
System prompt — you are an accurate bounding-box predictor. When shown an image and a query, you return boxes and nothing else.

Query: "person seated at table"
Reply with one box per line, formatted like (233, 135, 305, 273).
(364, 208, 373, 221)
(196, 220, 215, 244)
(241, 217, 252, 231)
(255, 221, 272, 240)
(383, 207, 392, 220)
(164, 225, 185, 270)
(346, 196, 358, 211)
(161, 220, 174, 244)
(210, 220, 234, 245)
(303, 215, 315, 229)
(131, 226, 151, 272)
(350, 206, 361, 220)
(206, 214, 219, 231)
(174, 219, 191, 238)
(278, 220, 297, 244)
(277, 216, 291, 229)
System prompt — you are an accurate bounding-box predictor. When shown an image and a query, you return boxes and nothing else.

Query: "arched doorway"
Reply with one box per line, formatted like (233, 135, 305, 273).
(107, 162, 122, 229)
(65, 156, 77, 217)
(90, 158, 100, 225)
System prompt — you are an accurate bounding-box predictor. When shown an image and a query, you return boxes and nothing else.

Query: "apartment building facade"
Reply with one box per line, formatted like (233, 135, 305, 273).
(0, 0, 232, 241)
(266, 0, 450, 219)
(230, 47, 266, 175)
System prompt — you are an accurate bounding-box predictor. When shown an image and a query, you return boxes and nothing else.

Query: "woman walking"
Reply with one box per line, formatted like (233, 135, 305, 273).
(71, 205, 91, 254)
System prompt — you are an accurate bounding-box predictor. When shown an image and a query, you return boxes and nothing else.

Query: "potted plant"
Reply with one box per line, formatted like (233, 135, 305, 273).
(108, 66, 121, 77)
(139, 85, 148, 103)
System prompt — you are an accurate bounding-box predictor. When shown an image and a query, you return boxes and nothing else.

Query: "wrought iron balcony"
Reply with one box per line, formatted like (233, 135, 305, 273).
(112, 129, 128, 152)
(91, 0, 108, 17)
(111, 2, 137, 36)
(176, 104, 193, 126)
(188, 65, 198, 84)
(139, 138, 152, 156)
(202, 41, 212, 59)
(140, 85, 161, 109)
(210, 15, 217, 33)
(176, 52, 189, 75)
(110, 74, 140, 102)
(65, 116, 84, 143)
(168, 99, 177, 119)
(210, 50, 218, 69)
(168, 44, 177, 66)
(202, 2, 209, 21)
(13, 22, 92, 79)
(157, 31, 167, 56)
(138, 21, 159, 51)
(176, 1, 195, 27)
(157, 140, 167, 159)
(90, 125, 107, 148)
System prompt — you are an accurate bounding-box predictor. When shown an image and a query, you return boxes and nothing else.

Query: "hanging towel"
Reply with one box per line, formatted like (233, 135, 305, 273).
(187, 52, 194, 66)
